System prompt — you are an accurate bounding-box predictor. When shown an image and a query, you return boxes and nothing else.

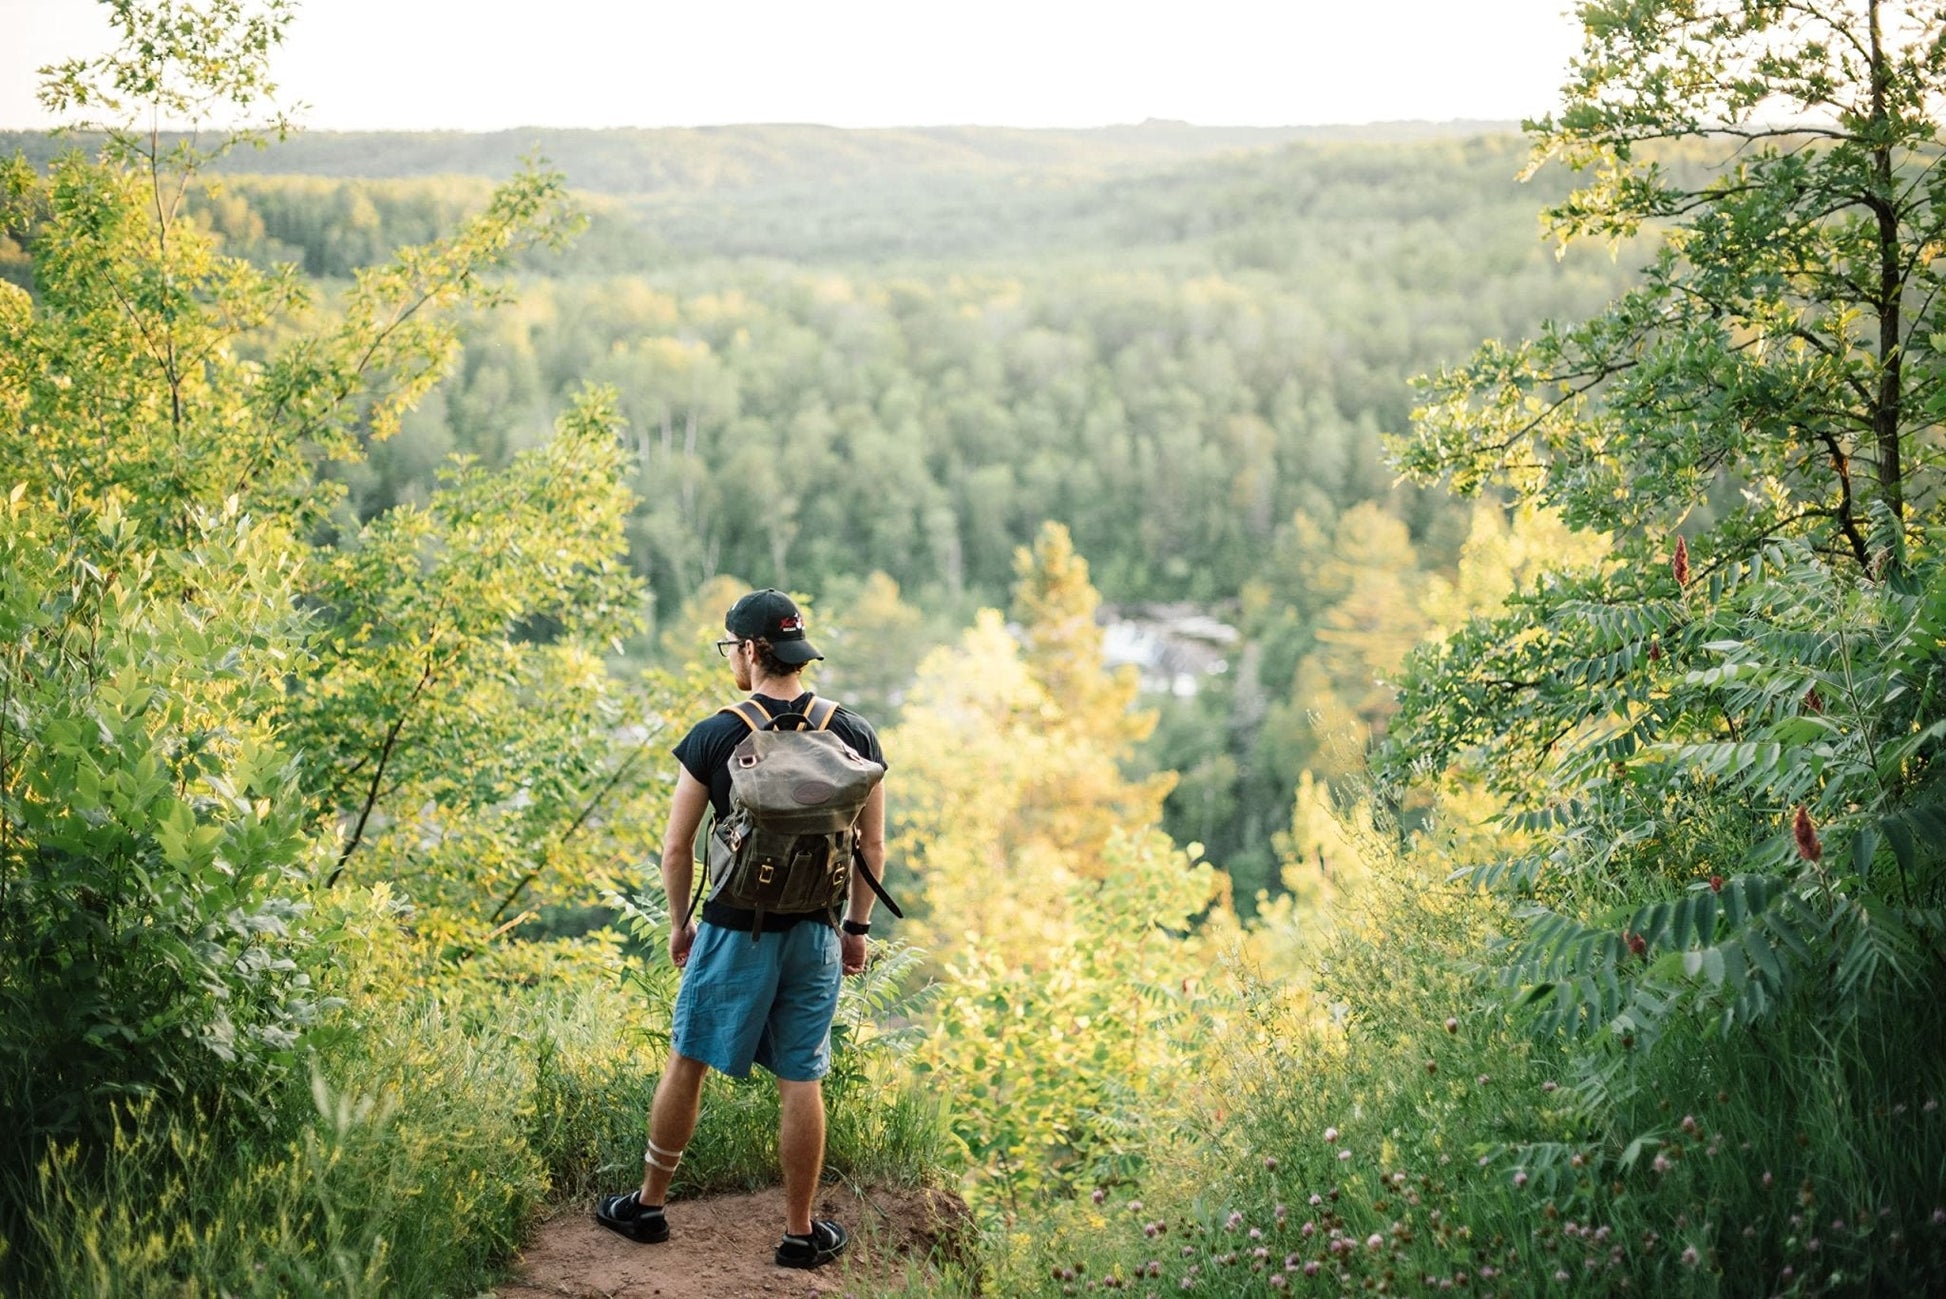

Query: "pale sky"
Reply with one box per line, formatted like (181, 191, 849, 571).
(2, 0, 1586, 131)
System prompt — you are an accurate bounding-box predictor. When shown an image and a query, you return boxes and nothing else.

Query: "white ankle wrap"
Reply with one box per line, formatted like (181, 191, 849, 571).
(643, 1138, 685, 1174)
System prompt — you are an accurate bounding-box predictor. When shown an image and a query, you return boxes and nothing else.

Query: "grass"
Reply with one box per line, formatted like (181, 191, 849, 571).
(1, 940, 959, 1298)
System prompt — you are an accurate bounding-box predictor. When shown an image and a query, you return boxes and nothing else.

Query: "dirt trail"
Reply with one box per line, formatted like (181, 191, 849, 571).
(495, 1184, 974, 1299)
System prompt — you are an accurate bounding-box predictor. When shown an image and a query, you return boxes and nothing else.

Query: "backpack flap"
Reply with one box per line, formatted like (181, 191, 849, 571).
(727, 729, 884, 835)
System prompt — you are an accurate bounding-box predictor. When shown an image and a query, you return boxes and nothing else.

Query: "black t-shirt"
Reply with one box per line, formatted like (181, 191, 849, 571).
(671, 691, 886, 929)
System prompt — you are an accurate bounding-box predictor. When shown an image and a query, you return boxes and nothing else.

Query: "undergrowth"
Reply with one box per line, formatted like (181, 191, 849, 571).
(1, 928, 955, 1298)
(974, 851, 1946, 1298)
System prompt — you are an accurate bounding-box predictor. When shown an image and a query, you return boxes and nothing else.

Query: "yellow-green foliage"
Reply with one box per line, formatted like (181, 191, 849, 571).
(892, 526, 1178, 969)
(916, 827, 1225, 1206)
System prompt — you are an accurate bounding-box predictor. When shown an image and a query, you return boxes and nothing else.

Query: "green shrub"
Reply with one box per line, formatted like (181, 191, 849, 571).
(0, 493, 328, 1194)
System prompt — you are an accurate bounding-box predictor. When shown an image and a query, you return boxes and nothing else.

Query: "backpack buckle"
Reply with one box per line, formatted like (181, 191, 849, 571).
(757, 862, 775, 886)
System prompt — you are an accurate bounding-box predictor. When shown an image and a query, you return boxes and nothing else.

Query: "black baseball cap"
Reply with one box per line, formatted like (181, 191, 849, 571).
(724, 588, 823, 664)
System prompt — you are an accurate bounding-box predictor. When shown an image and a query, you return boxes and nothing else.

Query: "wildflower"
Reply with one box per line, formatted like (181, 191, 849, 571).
(1302, 1222, 1316, 1237)
(1554, 1271, 1570, 1283)
(1445, 1017, 1458, 1033)
(1570, 1153, 1585, 1168)
(1249, 1228, 1263, 1241)
(1681, 1114, 1698, 1135)
(1263, 1156, 1278, 1171)
(1681, 1246, 1700, 1267)
(1513, 1172, 1529, 1189)
(1338, 1149, 1352, 1162)
(1304, 1261, 1320, 1276)
(1309, 1194, 1322, 1207)
(1541, 1080, 1558, 1093)
(1179, 1279, 1194, 1292)
(1652, 1154, 1672, 1174)
(1366, 1234, 1384, 1251)
(1269, 1276, 1287, 1291)
(1093, 1188, 1106, 1205)
(1425, 1059, 1437, 1073)
(1129, 1201, 1144, 1214)
(1647, 639, 1662, 662)
(1273, 1204, 1286, 1224)
(1804, 686, 1824, 714)
(1144, 1222, 1160, 1238)
(1226, 1211, 1243, 1231)
(1323, 1127, 1339, 1144)
(1926, 1099, 1939, 1113)
(1709, 874, 1723, 893)
(1793, 806, 1822, 863)
(1932, 1208, 1946, 1225)
(1762, 1171, 1773, 1189)
(1673, 536, 1690, 587)
(1625, 930, 1647, 957)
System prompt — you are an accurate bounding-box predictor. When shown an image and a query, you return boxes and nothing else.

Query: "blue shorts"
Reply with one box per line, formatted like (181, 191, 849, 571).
(671, 920, 841, 1082)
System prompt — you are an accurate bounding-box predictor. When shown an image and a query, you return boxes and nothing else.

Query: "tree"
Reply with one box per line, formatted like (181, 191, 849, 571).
(1403, 0, 1946, 574)
(890, 525, 1179, 966)
(0, 1, 652, 1176)
(1384, 0, 1946, 1066)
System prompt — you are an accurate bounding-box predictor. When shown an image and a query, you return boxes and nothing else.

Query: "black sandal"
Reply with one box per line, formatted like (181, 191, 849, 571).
(595, 1190, 670, 1243)
(775, 1218, 848, 1269)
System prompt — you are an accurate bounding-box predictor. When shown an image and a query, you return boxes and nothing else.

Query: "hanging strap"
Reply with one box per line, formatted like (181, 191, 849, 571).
(851, 845, 904, 918)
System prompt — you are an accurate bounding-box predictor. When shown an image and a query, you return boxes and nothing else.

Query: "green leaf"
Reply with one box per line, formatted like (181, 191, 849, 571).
(1851, 823, 1880, 878)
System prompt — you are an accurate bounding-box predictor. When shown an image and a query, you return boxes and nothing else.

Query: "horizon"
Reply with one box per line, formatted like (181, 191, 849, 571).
(0, 116, 1528, 137)
(2, 0, 1584, 134)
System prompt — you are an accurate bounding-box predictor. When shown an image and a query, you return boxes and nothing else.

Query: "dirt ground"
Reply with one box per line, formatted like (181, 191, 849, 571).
(494, 1184, 976, 1299)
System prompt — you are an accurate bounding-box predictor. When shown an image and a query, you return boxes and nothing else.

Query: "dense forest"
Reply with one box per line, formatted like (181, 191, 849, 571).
(5, 119, 1656, 892)
(4, 2, 1944, 1296)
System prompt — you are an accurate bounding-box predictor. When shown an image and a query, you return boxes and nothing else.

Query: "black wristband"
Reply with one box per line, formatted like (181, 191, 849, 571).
(841, 919, 871, 936)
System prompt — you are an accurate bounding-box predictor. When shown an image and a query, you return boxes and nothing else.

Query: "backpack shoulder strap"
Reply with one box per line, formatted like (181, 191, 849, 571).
(718, 698, 773, 732)
(805, 695, 840, 732)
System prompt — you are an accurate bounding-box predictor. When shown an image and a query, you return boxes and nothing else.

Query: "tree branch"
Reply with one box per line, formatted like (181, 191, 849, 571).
(326, 649, 438, 886)
(485, 745, 648, 925)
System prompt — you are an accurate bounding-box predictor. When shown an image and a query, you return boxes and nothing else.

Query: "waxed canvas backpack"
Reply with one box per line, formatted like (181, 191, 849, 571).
(698, 695, 896, 935)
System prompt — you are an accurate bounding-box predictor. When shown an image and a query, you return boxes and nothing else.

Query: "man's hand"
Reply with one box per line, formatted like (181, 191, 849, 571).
(841, 931, 868, 976)
(670, 920, 697, 968)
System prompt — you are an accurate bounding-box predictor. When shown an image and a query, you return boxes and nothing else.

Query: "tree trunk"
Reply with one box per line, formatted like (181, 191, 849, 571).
(1869, 0, 1906, 527)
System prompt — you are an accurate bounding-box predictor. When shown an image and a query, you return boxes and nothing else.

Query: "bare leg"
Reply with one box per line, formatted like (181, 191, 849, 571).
(777, 1078, 826, 1236)
(638, 1052, 709, 1205)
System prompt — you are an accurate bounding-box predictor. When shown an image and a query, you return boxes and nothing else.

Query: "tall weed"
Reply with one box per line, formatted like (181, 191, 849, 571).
(990, 847, 1946, 1296)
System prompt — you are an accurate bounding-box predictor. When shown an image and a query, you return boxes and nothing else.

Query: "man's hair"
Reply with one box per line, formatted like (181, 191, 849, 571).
(750, 636, 803, 680)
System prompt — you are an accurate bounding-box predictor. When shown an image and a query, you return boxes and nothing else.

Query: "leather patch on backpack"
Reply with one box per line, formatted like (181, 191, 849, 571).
(792, 779, 839, 805)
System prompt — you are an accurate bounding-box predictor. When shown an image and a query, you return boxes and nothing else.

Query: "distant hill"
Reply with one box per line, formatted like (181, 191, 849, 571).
(0, 120, 1520, 196)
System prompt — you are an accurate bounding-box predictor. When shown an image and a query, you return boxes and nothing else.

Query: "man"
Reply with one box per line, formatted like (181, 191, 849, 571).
(597, 588, 887, 1271)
